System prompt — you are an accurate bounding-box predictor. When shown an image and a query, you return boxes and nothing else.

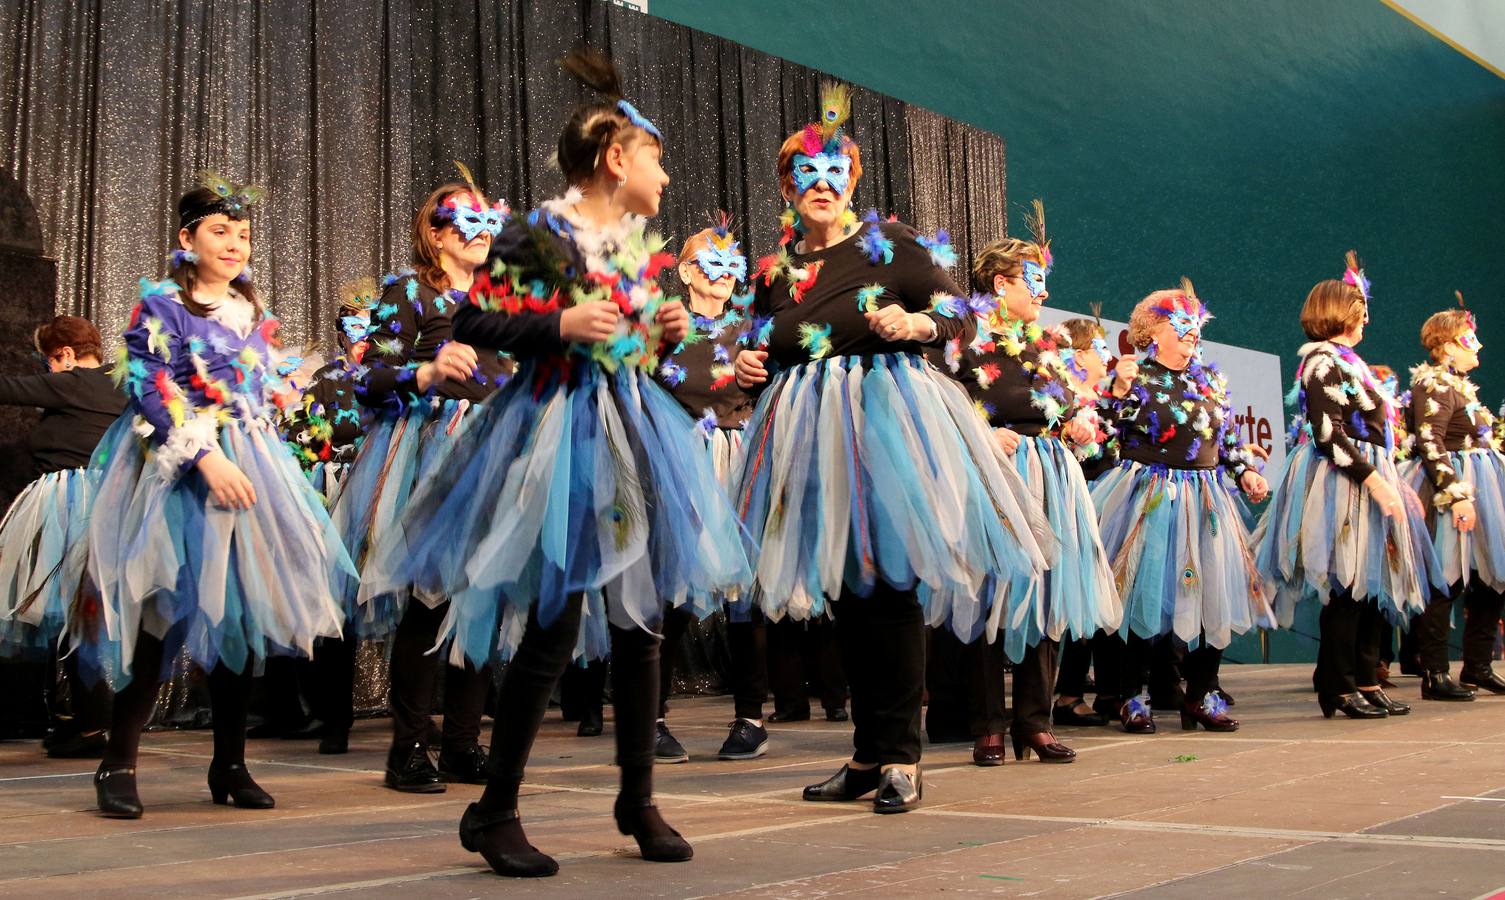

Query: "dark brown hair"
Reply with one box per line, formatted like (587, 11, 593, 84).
(34, 315, 103, 361)
(169, 186, 263, 318)
(556, 48, 661, 186)
(411, 182, 471, 293)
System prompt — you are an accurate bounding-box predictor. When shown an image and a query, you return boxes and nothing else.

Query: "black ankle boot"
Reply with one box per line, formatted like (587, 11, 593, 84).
(802, 764, 882, 801)
(458, 802, 559, 877)
(207, 763, 275, 809)
(385, 741, 445, 793)
(95, 763, 143, 819)
(1460, 666, 1505, 695)
(613, 796, 693, 862)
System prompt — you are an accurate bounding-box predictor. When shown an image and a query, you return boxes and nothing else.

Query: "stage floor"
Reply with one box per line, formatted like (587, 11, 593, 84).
(2, 663, 1504, 898)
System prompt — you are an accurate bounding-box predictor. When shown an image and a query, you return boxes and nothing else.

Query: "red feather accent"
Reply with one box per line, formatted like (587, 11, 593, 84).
(709, 372, 737, 391)
(128, 303, 143, 328)
(258, 318, 280, 342)
(1158, 424, 1177, 443)
(642, 251, 676, 280)
(801, 124, 822, 155)
(153, 369, 174, 396)
(754, 254, 779, 285)
(791, 260, 824, 303)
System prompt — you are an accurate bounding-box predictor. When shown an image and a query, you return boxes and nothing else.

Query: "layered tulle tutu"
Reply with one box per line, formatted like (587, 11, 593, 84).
(1093, 461, 1271, 649)
(1401, 450, 1505, 592)
(306, 461, 352, 507)
(0, 469, 92, 656)
(707, 425, 744, 487)
(330, 399, 472, 635)
(1255, 440, 1443, 627)
(77, 416, 352, 687)
(731, 353, 1050, 641)
(360, 359, 751, 668)
(998, 435, 1120, 661)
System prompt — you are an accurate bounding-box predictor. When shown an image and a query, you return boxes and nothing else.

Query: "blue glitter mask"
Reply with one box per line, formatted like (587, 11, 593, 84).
(695, 245, 747, 283)
(1459, 329, 1483, 353)
(1167, 308, 1203, 340)
(438, 193, 506, 242)
(339, 314, 372, 344)
(791, 152, 852, 195)
(1020, 258, 1048, 299)
(1091, 337, 1112, 364)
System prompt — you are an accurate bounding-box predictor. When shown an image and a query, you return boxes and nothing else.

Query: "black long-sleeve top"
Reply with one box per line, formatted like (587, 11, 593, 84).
(1407, 361, 1498, 510)
(283, 357, 366, 467)
(1111, 357, 1255, 479)
(356, 273, 513, 411)
(0, 367, 126, 477)
(656, 305, 754, 430)
(933, 319, 1086, 437)
(1294, 341, 1390, 484)
(747, 221, 968, 375)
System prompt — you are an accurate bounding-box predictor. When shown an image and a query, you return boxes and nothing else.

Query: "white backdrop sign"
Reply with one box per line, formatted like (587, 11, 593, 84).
(1037, 307, 1288, 477)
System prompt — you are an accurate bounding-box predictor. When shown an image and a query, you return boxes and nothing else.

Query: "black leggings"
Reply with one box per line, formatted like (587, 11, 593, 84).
(1315, 590, 1385, 695)
(480, 593, 661, 812)
(1416, 582, 1505, 673)
(103, 630, 251, 770)
(1099, 632, 1223, 706)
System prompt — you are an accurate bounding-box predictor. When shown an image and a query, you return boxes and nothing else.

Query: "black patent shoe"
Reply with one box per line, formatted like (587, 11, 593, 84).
(768, 708, 811, 724)
(1052, 702, 1106, 727)
(1180, 693, 1239, 731)
(95, 764, 143, 819)
(47, 729, 108, 759)
(385, 741, 446, 793)
(318, 731, 349, 755)
(1318, 692, 1387, 719)
(207, 763, 275, 809)
(438, 743, 490, 784)
(803, 764, 883, 802)
(577, 709, 604, 737)
(459, 802, 559, 878)
(1460, 666, 1505, 695)
(613, 796, 693, 862)
(1359, 688, 1411, 715)
(872, 767, 922, 814)
(1120, 696, 1156, 734)
(825, 706, 849, 722)
(1420, 670, 1476, 701)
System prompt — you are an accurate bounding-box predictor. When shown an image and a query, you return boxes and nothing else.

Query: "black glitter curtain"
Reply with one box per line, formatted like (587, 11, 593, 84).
(0, 0, 1005, 346)
(0, 1, 1004, 706)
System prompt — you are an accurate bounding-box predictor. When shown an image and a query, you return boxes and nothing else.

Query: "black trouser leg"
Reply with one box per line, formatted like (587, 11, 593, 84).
(560, 659, 606, 720)
(62, 647, 112, 732)
(726, 613, 769, 720)
(1317, 591, 1362, 695)
(478, 595, 585, 813)
(208, 662, 252, 767)
(1109, 632, 1153, 703)
(1356, 602, 1385, 688)
(103, 632, 167, 769)
(923, 627, 968, 740)
(1462, 584, 1504, 671)
(1416, 587, 1460, 674)
(1181, 644, 1223, 705)
(388, 595, 444, 749)
(1054, 637, 1092, 697)
(440, 656, 490, 751)
(657, 607, 690, 719)
(312, 631, 356, 736)
(766, 618, 808, 717)
(1149, 635, 1186, 707)
(1011, 639, 1058, 737)
(253, 656, 304, 732)
(811, 617, 848, 712)
(832, 584, 924, 767)
(963, 636, 1008, 737)
(611, 622, 661, 801)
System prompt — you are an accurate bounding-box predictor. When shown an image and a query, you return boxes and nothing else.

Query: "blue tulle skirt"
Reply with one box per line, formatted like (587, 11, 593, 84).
(997, 435, 1120, 661)
(77, 415, 352, 687)
(1093, 461, 1272, 650)
(307, 460, 351, 507)
(359, 360, 752, 669)
(1401, 450, 1505, 592)
(330, 399, 474, 636)
(0, 468, 92, 657)
(730, 353, 1050, 642)
(1254, 440, 1443, 627)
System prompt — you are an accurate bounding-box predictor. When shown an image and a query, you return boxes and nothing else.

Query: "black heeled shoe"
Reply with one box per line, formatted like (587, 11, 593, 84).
(95, 764, 143, 819)
(1358, 688, 1410, 715)
(1318, 692, 1386, 719)
(1460, 666, 1505, 695)
(1119, 696, 1156, 734)
(802, 764, 883, 801)
(207, 763, 275, 809)
(872, 767, 922, 813)
(458, 802, 559, 877)
(1052, 702, 1106, 727)
(1011, 731, 1077, 763)
(1420, 670, 1476, 702)
(577, 709, 605, 737)
(613, 796, 693, 862)
(1181, 693, 1239, 731)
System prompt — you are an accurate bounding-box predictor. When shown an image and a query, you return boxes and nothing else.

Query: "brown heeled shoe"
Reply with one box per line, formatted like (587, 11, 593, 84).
(972, 733, 1006, 766)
